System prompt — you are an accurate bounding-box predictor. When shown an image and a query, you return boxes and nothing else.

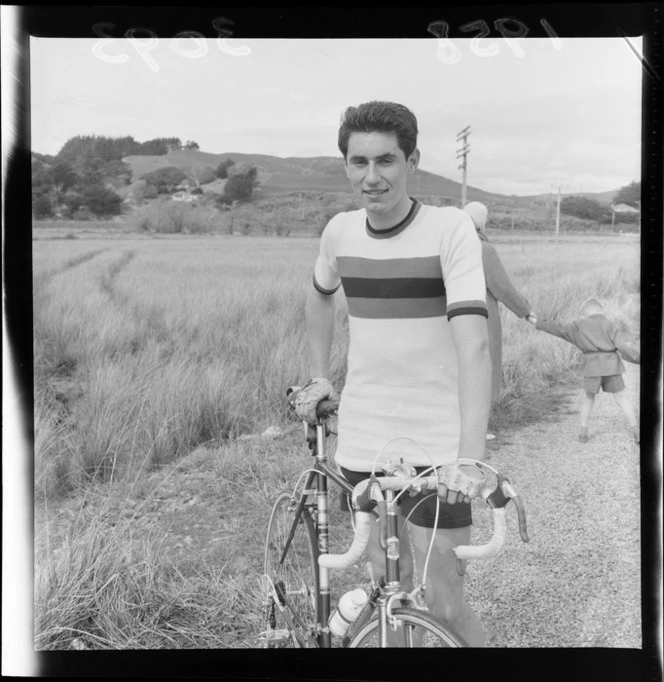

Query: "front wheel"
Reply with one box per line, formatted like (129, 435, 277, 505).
(347, 607, 467, 648)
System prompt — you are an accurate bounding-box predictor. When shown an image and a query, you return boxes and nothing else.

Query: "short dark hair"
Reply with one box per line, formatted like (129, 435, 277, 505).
(338, 101, 418, 160)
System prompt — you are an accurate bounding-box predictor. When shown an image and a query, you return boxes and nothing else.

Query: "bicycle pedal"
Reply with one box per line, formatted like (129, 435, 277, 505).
(258, 629, 292, 648)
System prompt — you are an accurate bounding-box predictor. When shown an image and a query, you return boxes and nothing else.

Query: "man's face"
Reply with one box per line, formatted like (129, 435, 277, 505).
(344, 131, 419, 222)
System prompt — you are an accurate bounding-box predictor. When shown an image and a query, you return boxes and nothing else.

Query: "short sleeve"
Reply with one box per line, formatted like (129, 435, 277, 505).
(440, 209, 488, 320)
(313, 217, 341, 295)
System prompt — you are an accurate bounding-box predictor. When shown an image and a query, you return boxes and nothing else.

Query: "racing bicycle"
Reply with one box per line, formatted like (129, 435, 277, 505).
(258, 387, 530, 648)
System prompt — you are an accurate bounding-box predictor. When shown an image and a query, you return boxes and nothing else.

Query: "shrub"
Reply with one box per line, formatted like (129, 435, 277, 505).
(82, 185, 123, 217)
(33, 195, 54, 219)
(72, 207, 95, 221)
(130, 201, 217, 234)
(561, 196, 611, 223)
(141, 167, 188, 194)
(219, 166, 259, 205)
(215, 158, 235, 179)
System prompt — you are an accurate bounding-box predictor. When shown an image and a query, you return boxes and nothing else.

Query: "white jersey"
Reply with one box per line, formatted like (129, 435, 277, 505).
(313, 200, 488, 472)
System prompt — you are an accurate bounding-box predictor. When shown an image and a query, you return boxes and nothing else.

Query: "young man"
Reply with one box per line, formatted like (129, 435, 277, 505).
(294, 101, 492, 646)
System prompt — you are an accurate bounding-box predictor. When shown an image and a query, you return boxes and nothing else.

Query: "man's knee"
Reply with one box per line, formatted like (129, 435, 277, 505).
(409, 524, 469, 620)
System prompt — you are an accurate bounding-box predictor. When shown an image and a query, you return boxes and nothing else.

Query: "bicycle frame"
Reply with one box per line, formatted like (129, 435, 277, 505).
(279, 423, 352, 647)
(279, 421, 411, 647)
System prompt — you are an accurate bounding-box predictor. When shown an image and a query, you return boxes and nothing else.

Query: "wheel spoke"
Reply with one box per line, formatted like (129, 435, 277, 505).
(261, 492, 319, 648)
(348, 607, 466, 648)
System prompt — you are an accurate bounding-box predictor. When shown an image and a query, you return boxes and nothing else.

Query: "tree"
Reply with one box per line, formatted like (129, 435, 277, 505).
(141, 166, 188, 193)
(614, 181, 640, 208)
(82, 185, 123, 217)
(184, 140, 200, 151)
(560, 196, 611, 223)
(183, 165, 216, 188)
(50, 161, 78, 192)
(219, 165, 259, 204)
(216, 158, 235, 179)
(33, 195, 53, 219)
(138, 137, 182, 155)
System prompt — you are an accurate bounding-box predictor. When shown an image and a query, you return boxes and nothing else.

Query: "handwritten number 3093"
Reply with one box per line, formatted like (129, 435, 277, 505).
(91, 18, 251, 72)
(428, 18, 562, 63)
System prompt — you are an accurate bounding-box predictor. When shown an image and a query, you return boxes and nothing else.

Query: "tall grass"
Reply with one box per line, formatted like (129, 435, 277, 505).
(32, 232, 639, 649)
(33, 235, 639, 497)
(33, 237, 349, 499)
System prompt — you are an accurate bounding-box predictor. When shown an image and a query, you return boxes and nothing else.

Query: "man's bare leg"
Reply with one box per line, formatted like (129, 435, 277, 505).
(408, 523, 487, 647)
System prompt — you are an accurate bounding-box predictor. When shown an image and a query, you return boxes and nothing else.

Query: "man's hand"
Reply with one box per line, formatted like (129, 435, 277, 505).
(294, 377, 338, 424)
(437, 464, 485, 505)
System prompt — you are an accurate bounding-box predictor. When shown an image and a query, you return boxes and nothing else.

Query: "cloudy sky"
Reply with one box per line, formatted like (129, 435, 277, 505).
(30, 36, 642, 196)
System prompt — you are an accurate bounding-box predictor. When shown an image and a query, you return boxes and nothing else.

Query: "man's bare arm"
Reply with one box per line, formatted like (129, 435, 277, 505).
(305, 288, 337, 378)
(449, 314, 491, 462)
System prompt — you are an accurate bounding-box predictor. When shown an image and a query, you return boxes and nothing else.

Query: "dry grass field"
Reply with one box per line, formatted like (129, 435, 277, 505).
(31, 227, 640, 650)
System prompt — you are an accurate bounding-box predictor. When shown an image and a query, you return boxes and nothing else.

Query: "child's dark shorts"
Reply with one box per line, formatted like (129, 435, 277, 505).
(584, 374, 625, 394)
(338, 465, 472, 530)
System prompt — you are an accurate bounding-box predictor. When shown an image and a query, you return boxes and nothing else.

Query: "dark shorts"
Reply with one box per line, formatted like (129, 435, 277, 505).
(339, 466, 472, 530)
(584, 374, 625, 395)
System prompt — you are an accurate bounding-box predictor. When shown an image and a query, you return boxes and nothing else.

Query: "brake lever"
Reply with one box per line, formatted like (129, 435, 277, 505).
(485, 474, 530, 543)
(502, 480, 530, 543)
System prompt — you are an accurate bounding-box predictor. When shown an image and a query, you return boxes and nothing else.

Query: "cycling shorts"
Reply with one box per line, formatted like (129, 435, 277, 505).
(339, 465, 472, 530)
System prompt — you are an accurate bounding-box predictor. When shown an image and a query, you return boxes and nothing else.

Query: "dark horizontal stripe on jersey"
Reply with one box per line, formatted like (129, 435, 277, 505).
(313, 274, 340, 295)
(447, 299, 489, 320)
(342, 276, 445, 299)
(336, 255, 442, 280)
(447, 305, 488, 320)
(347, 296, 447, 319)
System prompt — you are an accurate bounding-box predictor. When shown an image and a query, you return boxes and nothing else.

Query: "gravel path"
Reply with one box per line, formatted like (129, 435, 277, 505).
(466, 363, 642, 648)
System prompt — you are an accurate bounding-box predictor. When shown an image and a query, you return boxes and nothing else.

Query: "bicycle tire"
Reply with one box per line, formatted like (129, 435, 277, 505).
(347, 607, 467, 648)
(261, 490, 320, 648)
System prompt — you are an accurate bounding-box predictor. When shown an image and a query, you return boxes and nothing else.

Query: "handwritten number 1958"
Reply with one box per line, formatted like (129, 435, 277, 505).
(428, 18, 561, 64)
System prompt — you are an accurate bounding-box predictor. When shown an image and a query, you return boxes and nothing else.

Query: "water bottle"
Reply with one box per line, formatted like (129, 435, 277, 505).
(328, 589, 368, 637)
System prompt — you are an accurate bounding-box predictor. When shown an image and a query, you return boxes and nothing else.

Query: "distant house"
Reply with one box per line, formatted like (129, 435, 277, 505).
(172, 191, 197, 203)
(610, 202, 639, 230)
(611, 203, 639, 214)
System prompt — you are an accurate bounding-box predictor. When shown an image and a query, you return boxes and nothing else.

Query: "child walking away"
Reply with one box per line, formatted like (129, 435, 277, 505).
(532, 297, 640, 444)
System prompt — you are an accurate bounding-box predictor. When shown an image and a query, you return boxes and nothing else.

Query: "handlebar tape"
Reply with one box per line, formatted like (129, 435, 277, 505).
(453, 507, 507, 560)
(318, 511, 372, 569)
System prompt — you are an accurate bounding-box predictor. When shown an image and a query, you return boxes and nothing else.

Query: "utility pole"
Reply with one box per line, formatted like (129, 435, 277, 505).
(456, 126, 471, 207)
(551, 183, 567, 241)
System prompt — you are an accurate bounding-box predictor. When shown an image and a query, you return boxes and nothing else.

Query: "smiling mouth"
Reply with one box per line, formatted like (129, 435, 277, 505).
(363, 189, 388, 196)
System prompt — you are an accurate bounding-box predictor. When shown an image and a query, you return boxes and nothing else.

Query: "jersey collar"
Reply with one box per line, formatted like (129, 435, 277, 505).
(365, 199, 421, 239)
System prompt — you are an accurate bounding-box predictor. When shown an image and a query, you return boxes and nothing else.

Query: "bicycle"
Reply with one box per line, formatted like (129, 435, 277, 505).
(258, 386, 530, 648)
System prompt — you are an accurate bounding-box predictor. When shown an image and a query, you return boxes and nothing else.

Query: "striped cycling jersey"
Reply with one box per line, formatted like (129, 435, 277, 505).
(313, 199, 488, 472)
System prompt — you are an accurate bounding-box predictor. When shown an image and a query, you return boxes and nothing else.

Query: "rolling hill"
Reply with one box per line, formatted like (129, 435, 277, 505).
(122, 150, 517, 206)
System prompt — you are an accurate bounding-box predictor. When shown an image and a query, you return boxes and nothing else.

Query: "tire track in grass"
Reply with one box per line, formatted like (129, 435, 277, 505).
(98, 250, 136, 303)
(97, 250, 175, 351)
(34, 248, 109, 290)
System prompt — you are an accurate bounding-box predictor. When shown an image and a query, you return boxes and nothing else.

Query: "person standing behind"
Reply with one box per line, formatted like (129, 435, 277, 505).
(463, 202, 536, 439)
(533, 297, 640, 443)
